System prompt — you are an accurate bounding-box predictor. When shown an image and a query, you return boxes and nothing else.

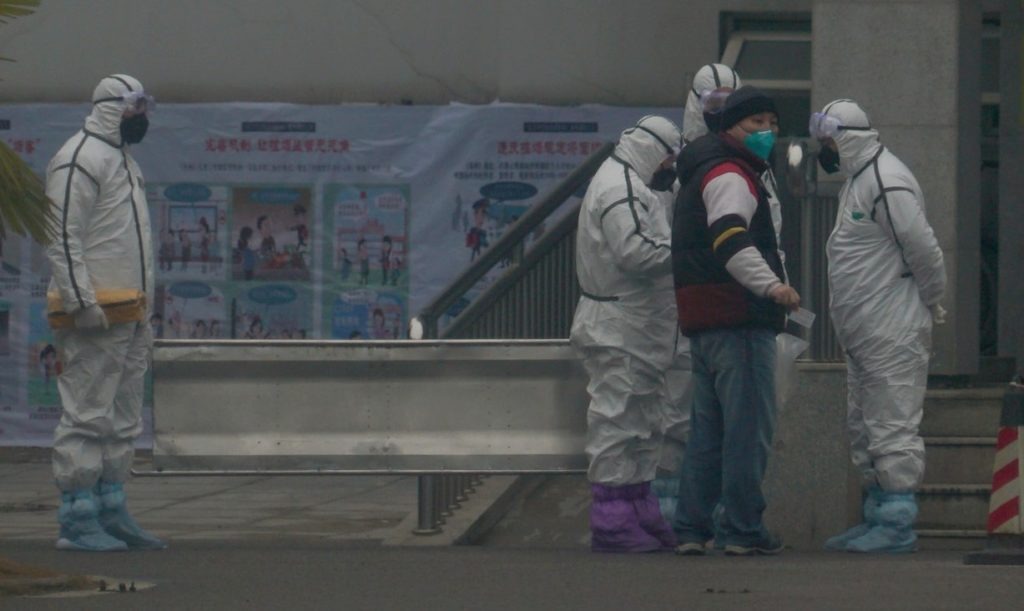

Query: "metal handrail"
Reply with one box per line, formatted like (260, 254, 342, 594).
(440, 198, 582, 338)
(417, 142, 614, 338)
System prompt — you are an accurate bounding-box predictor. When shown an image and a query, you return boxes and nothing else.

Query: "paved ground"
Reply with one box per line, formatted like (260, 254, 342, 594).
(3, 449, 1024, 609)
(0, 448, 513, 548)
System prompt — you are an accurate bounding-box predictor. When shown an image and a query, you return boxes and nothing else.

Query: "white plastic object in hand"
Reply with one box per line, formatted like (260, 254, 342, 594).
(930, 304, 947, 325)
(787, 307, 816, 329)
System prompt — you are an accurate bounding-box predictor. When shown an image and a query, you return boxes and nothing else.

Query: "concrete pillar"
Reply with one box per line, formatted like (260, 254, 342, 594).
(812, 0, 982, 375)
(999, 0, 1024, 370)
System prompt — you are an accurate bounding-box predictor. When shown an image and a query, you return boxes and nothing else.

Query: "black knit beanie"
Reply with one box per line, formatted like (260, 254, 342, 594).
(718, 86, 777, 132)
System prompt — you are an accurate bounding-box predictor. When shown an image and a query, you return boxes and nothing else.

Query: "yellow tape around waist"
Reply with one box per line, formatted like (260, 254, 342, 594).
(47, 289, 147, 330)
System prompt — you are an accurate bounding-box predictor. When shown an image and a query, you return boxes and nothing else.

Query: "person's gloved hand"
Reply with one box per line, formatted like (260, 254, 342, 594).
(930, 304, 947, 325)
(74, 304, 109, 330)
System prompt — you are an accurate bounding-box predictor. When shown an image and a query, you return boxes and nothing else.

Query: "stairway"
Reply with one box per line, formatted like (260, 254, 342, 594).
(917, 386, 1004, 549)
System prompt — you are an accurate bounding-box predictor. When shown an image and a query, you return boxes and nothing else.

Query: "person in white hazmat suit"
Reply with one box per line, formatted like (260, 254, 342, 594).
(44, 74, 165, 552)
(682, 63, 741, 145)
(811, 100, 947, 553)
(571, 115, 683, 553)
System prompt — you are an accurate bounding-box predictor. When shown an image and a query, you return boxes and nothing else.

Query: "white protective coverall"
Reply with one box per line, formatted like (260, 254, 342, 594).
(824, 100, 946, 492)
(682, 63, 741, 145)
(571, 116, 683, 485)
(45, 74, 155, 492)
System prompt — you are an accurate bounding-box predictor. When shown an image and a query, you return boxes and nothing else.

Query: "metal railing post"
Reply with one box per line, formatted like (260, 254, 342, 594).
(412, 475, 442, 535)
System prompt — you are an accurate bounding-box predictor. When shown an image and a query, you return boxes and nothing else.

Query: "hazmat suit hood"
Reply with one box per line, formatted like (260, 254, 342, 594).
(614, 115, 681, 186)
(683, 63, 741, 144)
(86, 74, 146, 146)
(822, 99, 881, 177)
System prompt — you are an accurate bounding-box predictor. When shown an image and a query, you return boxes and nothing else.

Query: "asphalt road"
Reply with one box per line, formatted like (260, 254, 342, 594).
(2, 541, 1022, 610)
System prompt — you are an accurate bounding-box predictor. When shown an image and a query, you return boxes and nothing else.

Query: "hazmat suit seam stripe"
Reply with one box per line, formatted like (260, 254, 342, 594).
(872, 187, 915, 204)
(622, 165, 667, 251)
(581, 290, 619, 302)
(52, 163, 99, 191)
(61, 134, 91, 309)
(599, 199, 631, 222)
(712, 227, 746, 251)
(122, 153, 147, 292)
(83, 128, 122, 150)
(634, 124, 674, 156)
(108, 75, 134, 92)
(873, 161, 912, 272)
(850, 146, 884, 181)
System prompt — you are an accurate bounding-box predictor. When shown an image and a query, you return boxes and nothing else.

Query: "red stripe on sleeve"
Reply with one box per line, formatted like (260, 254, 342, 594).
(700, 162, 757, 197)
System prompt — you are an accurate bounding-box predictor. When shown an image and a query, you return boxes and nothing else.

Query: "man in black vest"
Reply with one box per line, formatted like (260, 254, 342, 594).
(670, 86, 800, 556)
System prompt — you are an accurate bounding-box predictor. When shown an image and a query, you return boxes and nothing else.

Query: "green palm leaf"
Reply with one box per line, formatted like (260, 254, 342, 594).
(0, 0, 39, 22)
(0, 0, 55, 243)
(0, 140, 57, 243)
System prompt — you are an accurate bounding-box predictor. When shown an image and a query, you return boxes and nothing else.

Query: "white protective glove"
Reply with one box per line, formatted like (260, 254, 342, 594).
(930, 304, 947, 325)
(74, 304, 109, 330)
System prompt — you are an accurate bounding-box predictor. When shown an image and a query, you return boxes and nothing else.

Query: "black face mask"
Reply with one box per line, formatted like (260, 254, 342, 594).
(649, 167, 677, 192)
(120, 114, 149, 145)
(818, 146, 840, 174)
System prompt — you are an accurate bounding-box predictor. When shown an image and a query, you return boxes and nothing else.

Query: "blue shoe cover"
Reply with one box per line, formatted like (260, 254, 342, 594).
(56, 490, 128, 552)
(96, 481, 167, 550)
(845, 525, 917, 553)
(846, 492, 917, 554)
(825, 487, 884, 550)
(824, 522, 873, 550)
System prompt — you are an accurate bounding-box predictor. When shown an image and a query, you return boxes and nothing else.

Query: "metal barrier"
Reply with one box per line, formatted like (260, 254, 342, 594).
(441, 206, 581, 340)
(798, 193, 843, 361)
(778, 138, 844, 362)
(416, 141, 613, 340)
(140, 339, 589, 533)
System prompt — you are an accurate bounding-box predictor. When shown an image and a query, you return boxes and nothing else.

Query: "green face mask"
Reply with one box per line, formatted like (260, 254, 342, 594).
(744, 129, 775, 161)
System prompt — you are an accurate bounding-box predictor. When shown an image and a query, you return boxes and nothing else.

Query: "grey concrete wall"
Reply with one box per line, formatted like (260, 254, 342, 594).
(764, 363, 855, 549)
(0, 0, 808, 106)
(811, 0, 981, 375)
(998, 0, 1023, 366)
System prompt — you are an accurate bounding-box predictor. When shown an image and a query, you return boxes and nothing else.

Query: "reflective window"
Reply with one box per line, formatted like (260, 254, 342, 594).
(981, 35, 1000, 94)
(735, 40, 812, 81)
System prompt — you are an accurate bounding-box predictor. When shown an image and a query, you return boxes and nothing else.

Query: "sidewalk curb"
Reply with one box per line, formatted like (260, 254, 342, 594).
(383, 475, 546, 547)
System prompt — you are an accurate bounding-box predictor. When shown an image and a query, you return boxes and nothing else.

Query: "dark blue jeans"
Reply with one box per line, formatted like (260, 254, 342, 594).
(672, 327, 777, 546)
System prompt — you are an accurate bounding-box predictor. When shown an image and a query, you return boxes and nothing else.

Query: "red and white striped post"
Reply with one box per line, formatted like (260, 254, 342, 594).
(965, 381, 1024, 565)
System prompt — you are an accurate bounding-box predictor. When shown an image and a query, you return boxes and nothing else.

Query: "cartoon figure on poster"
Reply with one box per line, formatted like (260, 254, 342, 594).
(154, 281, 227, 339)
(328, 288, 405, 340)
(26, 302, 61, 409)
(327, 185, 409, 292)
(231, 187, 312, 282)
(149, 184, 228, 279)
(234, 284, 312, 339)
(456, 181, 538, 263)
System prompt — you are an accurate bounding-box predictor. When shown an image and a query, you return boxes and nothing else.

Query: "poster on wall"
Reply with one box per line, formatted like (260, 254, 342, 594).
(0, 101, 674, 445)
(322, 183, 409, 339)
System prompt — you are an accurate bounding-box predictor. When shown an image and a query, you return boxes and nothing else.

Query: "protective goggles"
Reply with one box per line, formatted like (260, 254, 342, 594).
(94, 90, 156, 113)
(808, 112, 870, 140)
(698, 87, 734, 115)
